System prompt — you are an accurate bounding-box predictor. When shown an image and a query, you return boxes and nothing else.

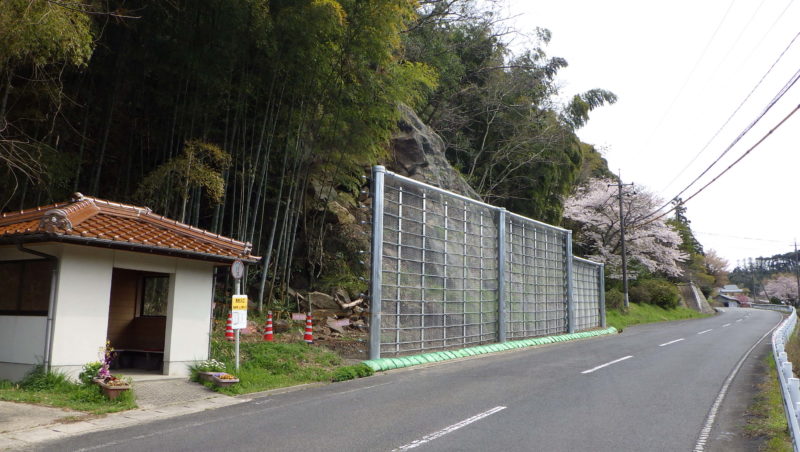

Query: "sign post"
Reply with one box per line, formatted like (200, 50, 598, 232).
(230, 259, 246, 372)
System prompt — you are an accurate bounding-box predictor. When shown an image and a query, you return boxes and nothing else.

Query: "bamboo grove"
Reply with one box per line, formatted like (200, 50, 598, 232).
(1, 0, 617, 311)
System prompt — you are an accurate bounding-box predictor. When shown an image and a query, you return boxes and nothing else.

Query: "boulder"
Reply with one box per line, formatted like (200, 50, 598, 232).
(308, 292, 339, 310)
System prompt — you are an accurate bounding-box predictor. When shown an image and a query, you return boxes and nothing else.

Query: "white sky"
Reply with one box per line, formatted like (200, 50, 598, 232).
(506, 0, 800, 269)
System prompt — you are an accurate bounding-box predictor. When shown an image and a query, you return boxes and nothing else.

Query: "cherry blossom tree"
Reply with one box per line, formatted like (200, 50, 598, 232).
(704, 249, 730, 286)
(564, 177, 687, 279)
(764, 273, 799, 304)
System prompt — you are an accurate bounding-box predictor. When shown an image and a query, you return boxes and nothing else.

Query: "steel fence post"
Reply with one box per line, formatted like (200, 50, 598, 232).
(497, 208, 507, 343)
(599, 263, 606, 328)
(566, 231, 575, 333)
(369, 166, 385, 360)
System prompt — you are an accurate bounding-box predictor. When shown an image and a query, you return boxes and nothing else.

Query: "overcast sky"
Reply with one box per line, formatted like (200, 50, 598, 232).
(505, 0, 800, 269)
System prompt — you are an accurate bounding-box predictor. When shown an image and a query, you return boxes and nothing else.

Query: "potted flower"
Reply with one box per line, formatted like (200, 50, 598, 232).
(194, 359, 227, 383)
(96, 375, 132, 400)
(210, 372, 240, 387)
(92, 341, 131, 399)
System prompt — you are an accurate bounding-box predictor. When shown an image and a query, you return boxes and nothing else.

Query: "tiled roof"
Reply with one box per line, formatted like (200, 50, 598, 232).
(0, 193, 259, 263)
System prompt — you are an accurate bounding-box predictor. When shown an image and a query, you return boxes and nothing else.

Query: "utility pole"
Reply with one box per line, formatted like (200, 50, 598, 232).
(609, 171, 634, 309)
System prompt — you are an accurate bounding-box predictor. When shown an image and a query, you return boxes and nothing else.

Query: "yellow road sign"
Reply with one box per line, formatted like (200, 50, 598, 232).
(232, 295, 248, 311)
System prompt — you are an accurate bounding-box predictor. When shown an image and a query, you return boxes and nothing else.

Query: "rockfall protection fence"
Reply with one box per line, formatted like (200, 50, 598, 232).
(754, 304, 800, 451)
(368, 166, 605, 359)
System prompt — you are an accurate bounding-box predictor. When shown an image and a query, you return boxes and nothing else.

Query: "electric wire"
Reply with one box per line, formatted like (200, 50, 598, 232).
(660, 28, 800, 193)
(638, 65, 800, 224)
(640, 0, 737, 150)
(740, 0, 796, 66)
(633, 102, 800, 229)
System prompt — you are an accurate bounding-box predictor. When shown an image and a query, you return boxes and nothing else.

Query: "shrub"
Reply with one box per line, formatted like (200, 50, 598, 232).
(630, 279, 680, 309)
(605, 288, 624, 310)
(79, 361, 103, 385)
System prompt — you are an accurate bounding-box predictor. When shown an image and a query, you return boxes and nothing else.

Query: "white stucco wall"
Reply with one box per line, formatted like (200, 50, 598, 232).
(49, 246, 114, 379)
(164, 259, 215, 377)
(0, 316, 47, 381)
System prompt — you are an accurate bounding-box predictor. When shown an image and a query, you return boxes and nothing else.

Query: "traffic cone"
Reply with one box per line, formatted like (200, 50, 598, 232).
(263, 311, 274, 342)
(225, 313, 234, 341)
(304, 312, 313, 344)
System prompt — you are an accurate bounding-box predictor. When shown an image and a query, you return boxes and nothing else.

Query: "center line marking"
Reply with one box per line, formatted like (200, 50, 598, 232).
(392, 406, 506, 451)
(659, 338, 685, 347)
(736, 319, 743, 322)
(722, 323, 731, 327)
(581, 355, 633, 374)
(697, 329, 713, 335)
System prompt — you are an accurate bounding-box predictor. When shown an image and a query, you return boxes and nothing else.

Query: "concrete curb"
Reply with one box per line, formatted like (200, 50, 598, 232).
(362, 327, 618, 372)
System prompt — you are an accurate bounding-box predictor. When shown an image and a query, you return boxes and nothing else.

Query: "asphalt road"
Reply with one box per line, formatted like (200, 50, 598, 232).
(36, 307, 783, 452)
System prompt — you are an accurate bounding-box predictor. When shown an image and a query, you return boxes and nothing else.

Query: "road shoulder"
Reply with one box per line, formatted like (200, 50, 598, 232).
(708, 339, 772, 451)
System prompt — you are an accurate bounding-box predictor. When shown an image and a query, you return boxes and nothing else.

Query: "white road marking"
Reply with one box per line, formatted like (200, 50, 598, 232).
(736, 319, 743, 322)
(581, 355, 634, 374)
(393, 406, 506, 451)
(693, 321, 781, 451)
(659, 338, 685, 347)
(697, 329, 713, 335)
(722, 323, 731, 327)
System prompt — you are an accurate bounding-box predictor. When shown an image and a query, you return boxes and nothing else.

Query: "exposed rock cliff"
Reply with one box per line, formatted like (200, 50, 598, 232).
(386, 104, 479, 200)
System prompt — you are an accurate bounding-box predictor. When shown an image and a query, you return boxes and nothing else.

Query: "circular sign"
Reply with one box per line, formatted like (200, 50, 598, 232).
(230, 259, 244, 280)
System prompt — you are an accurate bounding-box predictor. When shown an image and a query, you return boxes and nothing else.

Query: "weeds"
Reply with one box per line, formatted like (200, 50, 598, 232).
(0, 366, 136, 414)
(198, 340, 369, 395)
(606, 303, 709, 331)
(744, 354, 792, 451)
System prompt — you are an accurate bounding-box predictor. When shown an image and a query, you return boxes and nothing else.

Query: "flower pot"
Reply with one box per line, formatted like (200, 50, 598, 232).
(96, 380, 131, 400)
(210, 372, 239, 387)
(197, 371, 217, 383)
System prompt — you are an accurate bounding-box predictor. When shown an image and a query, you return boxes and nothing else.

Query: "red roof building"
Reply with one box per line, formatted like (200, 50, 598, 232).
(0, 194, 260, 382)
(0, 193, 258, 263)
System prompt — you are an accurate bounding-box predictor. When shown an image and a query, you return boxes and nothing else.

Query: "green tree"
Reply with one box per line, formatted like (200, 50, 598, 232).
(0, 0, 94, 207)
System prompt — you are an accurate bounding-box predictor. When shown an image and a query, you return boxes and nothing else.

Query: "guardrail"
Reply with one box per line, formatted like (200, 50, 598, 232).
(755, 304, 800, 451)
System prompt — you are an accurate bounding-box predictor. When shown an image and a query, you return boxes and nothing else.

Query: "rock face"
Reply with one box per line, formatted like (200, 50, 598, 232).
(388, 104, 480, 200)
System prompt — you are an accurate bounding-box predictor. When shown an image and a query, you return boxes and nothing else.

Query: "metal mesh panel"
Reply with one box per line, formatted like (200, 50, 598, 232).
(505, 215, 568, 339)
(573, 258, 601, 331)
(380, 175, 499, 355)
(371, 168, 604, 358)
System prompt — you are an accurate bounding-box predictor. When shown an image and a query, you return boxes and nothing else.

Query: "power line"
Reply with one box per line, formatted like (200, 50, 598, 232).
(640, 0, 737, 150)
(739, 0, 796, 66)
(694, 230, 794, 244)
(633, 102, 800, 228)
(639, 65, 800, 223)
(660, 28, 800, 193)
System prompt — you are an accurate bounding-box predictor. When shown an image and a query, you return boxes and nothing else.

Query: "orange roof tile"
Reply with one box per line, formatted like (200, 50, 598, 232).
(0, 193, 260, 263)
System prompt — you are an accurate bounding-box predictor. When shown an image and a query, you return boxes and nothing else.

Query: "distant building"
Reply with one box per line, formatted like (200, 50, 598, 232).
(718, 284, 745, 296)
(714, 294, 741, 307)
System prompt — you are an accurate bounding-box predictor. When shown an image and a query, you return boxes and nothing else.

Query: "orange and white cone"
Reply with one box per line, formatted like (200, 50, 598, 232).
(304, 312, 313, 344)
(225, 312, 235, 341)
(263, 311, 274, 342)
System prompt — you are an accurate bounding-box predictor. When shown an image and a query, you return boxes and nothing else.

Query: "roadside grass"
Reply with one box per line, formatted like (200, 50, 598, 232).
(193, 340, 373, 395)
(744, 354, 792, 451)
(606, 302, 710, 331)
(0, 368, 136, 414)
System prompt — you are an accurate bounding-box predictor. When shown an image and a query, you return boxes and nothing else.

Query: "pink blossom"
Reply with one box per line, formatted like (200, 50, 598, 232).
(564, 177, 687, 279)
